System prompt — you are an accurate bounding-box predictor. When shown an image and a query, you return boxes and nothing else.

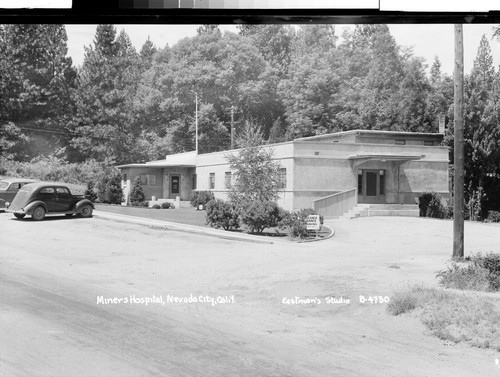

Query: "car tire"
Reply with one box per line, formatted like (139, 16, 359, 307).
(14, 213, 25, 219)
(32, 206, 46, 221)
(80, 204, 93, 218)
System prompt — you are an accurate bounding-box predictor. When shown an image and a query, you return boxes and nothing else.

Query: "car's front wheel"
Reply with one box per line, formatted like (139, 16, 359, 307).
(14, 213, 25, 219)
(32, 206, 46, 221)
(80, 204, 93, 218)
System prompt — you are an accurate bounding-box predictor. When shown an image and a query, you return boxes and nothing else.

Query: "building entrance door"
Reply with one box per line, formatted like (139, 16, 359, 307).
(171, 175, 180, 197)
(358, 169, 385, 204)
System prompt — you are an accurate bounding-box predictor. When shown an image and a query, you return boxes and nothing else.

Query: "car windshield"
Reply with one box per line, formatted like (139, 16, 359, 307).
(0, 181, 9, 190)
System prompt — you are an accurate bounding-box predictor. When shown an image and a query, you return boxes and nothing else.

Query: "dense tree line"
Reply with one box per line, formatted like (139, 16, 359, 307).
(1, 23, 499, 213)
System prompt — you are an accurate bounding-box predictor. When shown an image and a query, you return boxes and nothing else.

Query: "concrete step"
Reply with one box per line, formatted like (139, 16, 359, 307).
(367, 209, 419, 217)
(367, 204, 418, 210)
(343, 204, 419, 219)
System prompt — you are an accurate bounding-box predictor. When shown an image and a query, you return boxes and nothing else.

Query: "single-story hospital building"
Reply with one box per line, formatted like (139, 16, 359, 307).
(117, 130, 449, 218)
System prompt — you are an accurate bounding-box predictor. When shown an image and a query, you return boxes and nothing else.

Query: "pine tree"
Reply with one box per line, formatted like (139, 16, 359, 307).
(70, 25, 141, 164)
(430, 56, 442, 85)
(140, 36, 157, 70)
(0, 24, 76, 160)
(462, 34, 497, 217)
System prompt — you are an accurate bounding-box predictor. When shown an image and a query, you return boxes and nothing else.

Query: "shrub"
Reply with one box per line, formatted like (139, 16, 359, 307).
(205, 199, 240, 230)
(152, 204, 161, 209)
(161, 202, 172, 209)
(470, 253, 500, 291)
(436, 262, 491, 291)
(418, 192, 446, 218)
(485, 211, 500, 223)
(0, 156, 110, 186)
(279, 210, 309, 239)
(437, 253, 500, 292)
(239, 200, 283, 234)
(279, 208, 324, 239)
(95, 169, 124, 205)
(84, 181, 98, 203)
(104, 170, 124, 204)
(190, 191, 215, 209)
(129, 176, 145, 205)
(131, 200, 149, 207)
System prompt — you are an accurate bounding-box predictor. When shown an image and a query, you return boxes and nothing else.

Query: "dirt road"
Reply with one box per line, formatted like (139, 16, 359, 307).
(1, 212, 499, 376)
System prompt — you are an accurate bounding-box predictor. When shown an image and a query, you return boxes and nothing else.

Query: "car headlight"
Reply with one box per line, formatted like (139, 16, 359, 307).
(5, 201, 10, 207)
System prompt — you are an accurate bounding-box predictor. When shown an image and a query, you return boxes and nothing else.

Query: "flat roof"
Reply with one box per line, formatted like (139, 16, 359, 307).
(296, 129, 443, 142)
(348, 154, 423, 161)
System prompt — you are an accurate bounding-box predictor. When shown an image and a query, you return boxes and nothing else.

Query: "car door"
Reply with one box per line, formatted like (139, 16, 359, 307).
(38, 187, 58, 212)
(55, 187, 74, 212)
(5, 182, 21, 203)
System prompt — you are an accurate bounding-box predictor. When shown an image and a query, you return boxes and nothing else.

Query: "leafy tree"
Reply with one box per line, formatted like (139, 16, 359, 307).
(0, 122, 30, 159)
(334, 25, 407, 132)
(427, 57, 454, 134)
(280, 25, 343, 138)
(133, 30, 274, 151)
(237, 24, 295, 78)
(226, 123, 281, 205)
(396, 56, 431, 132)
(196, 24, 221, 36)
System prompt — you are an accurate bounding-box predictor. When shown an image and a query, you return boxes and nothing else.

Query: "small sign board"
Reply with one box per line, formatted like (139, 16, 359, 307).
(306, 215, 321, 231)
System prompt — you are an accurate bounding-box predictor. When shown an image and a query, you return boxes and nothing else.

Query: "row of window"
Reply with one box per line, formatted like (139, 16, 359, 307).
(122, 169, 287, 190)
(208, 168, 287, 190)
(395, 139, 435, 146)
(121, 174, 157, 186)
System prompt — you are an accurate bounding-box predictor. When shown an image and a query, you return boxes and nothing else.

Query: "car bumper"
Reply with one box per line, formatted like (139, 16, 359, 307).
(6, 208, 27, 215)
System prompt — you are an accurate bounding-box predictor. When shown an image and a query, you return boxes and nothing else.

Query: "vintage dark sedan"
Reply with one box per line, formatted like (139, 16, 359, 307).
(6, 182, 94, 221)
(0, 178, 38, 210)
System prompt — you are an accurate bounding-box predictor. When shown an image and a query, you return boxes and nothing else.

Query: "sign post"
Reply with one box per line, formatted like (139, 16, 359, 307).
(306, 215, 321, 238)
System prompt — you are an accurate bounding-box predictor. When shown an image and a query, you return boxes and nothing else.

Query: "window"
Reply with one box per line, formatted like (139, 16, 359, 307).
(278, 168, 287, 189)
(140, 174, 156, 186)
(209, 173, 215, 190)
(40, 187, 55, 194)
(379, 170, 385, 195)
(56, 187, 70, 195)
(192, 174, 197, 190)
(357, 171, 363, 194)
(395, 139, 406, 145)
(224, 172, 232, 189)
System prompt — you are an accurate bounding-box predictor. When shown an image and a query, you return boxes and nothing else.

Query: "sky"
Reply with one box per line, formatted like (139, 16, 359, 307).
(65, 23, 500, 75)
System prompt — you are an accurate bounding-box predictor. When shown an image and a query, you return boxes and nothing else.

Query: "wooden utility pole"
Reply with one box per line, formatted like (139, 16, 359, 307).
(453, 24, 465, 259)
